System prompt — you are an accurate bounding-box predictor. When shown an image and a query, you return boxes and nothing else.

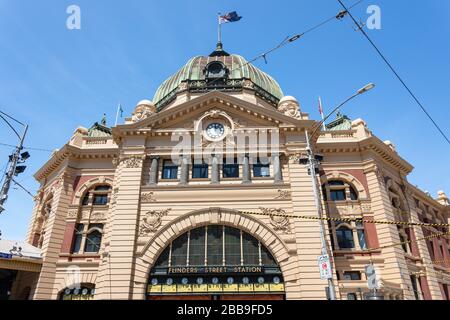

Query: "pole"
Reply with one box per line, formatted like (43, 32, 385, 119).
(218, 13, 222, 45)
(319, 97, 326, 131)
(0, 124, 28, 214)
(114, 103, 121, 127)
(305, 128, 336, 300)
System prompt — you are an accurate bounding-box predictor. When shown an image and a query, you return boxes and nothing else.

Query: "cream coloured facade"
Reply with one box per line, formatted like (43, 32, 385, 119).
(3, 44, 450, 300)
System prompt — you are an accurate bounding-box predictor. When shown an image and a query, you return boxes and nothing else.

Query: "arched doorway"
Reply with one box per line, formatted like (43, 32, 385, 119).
(58, 283, 95, 300)
(146, 225, 285, 300)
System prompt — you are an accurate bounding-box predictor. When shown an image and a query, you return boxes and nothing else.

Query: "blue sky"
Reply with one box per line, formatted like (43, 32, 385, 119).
(0, 0, 449, 240)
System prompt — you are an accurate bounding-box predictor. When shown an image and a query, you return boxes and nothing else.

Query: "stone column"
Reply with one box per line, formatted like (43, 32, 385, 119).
(179, 155, 189, 185)
(242, 154, 251, 184)
(211, 154, 219, 185)
(273, 153, 283, 184)
(148, 156, 159, 185)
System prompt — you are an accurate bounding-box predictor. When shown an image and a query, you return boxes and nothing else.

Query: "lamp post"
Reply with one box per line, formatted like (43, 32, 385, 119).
(303, 83, 375, 300)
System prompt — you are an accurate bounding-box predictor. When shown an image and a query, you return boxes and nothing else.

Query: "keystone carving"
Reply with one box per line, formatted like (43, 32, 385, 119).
(260, 207, 291, 234)
(139, 209, 171, 236)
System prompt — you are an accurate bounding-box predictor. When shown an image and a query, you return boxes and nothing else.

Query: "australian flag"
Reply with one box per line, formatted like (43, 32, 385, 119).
(219, 11, 242, 24)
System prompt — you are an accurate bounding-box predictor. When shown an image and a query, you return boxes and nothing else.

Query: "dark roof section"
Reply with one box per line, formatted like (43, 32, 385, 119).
(326, 112, 353, 131)
(88, 122, 112, 138)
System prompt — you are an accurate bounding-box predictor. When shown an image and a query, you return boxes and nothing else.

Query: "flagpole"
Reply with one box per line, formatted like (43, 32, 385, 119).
(319, 97, 327, 131)
(115, 102, 121, 127)
(217, 13, 222, 44)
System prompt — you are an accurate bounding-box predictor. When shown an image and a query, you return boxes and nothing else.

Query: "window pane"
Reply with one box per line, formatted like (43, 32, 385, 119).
(72, 224, 84, 253)
(343, 271, 361, 280)
(330, 190, 346, 201)
(243, 233, 259, 265)
(261, 246, 276, 267)
(189, 227, 205, 266)
(95, 185, 111, 191)
(329, 180, 345, 186)
(253, 164, 270, 178)
(350, 186, 358, 200)
(154, 247, 170, 268)
(84, 231, 102, 253)
(192, 164, 209, 179)
(223, 159, 239, 178)
(225, 227, 241, 266)
(207, 226, 223, 266)
(357, 229, 367, 250)
(347, 293, 358, 300)
(93, 194, 108, 205)
(171, 233, 188, 266)
(82, 193, 90, 206)
(162, 160, 178, 180)
(336, 227, 355, 249)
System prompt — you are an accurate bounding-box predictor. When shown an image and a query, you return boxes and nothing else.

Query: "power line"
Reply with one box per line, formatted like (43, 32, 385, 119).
(0, 142, 53, 153)
(337, 0, 450, 145)
(202, 0, 366, 89)
(0, 110, 25, 127)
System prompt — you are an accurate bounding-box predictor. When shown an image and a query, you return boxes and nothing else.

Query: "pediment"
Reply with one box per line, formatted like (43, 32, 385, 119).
(116, 91, 309, 133)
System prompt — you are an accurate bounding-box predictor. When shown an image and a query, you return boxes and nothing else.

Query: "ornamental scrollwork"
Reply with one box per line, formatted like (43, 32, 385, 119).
(118, 155, 146, 168)
(259, 207, 291, 234)
(67, 210, 79, 219)
(139, 209, 171, 236)
(275, 190, 291, 200)
(141, 192, 157, 203)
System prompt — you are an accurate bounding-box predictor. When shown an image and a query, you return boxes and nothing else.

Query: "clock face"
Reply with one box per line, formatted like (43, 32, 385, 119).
(205, 123, 225, 140)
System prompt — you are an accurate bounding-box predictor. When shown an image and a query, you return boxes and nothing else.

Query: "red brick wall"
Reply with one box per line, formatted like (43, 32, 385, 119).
(363, 217, 380, 249)
(419, 276, 432, 300)
(60, 222, 76, 254)
(341, 169, 369, 196)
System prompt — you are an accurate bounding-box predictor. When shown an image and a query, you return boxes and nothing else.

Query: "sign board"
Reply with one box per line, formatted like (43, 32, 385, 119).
(0, 252, 13, 259)
(317, 255, 332, 280)
(365, 264, 378, 290)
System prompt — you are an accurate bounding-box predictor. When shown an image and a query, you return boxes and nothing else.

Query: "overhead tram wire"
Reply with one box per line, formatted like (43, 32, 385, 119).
(202, 0, 366, 89)
(0, 142, 53, 153)
(337, 0, 450, 145)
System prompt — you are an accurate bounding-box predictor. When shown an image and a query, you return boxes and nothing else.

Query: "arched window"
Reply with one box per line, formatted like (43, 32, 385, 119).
(332, 222, 367, 251)
(322, 180, 358, 201)
(71, 224, 104, 254)
(148, 226, 284, 298)
(153, 226, 278, 268)
(84, 225, 103, 253)
(80, 185, 112, 206)
(336, 225, 355, 249)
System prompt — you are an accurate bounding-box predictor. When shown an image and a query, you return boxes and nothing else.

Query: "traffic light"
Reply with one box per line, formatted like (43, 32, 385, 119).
(14, 165, 26, 175)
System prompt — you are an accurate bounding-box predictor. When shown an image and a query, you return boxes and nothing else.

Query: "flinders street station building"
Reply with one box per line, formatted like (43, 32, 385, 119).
(1, 43, 449, 301)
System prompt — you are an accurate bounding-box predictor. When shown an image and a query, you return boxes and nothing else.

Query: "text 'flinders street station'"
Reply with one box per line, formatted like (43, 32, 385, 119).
(2, 43, 449, 300)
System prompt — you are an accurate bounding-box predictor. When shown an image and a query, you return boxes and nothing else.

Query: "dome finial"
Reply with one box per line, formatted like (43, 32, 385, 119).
(209, 41, 230, 57)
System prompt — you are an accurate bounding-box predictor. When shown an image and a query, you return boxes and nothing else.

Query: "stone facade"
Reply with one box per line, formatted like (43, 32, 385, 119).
(8, 50, 450, 301)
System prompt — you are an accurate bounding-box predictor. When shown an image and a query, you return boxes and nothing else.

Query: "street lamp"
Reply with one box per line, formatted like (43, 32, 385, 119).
(311, 83, 375, 138)
(304, 83, 375, 300)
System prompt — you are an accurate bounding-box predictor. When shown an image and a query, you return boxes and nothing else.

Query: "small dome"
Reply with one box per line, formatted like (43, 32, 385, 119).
(136, 99, 154, 107)
(279, 96, 298, 104)
(153, 52, 283, 109)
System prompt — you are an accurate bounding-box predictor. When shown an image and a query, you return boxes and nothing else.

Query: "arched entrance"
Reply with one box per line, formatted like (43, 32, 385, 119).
(146, 225, 285, 300)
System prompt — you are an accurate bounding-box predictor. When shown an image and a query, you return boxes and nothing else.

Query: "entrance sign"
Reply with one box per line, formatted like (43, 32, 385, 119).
(365, 264, 378, 290)
(317, 255, 332, 280)
(0, 253, 13, 259)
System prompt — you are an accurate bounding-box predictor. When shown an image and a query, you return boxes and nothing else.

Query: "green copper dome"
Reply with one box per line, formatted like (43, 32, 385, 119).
(153, 48, 284, 109)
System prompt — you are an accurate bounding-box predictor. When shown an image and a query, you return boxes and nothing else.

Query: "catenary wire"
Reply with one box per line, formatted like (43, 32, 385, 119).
(198, 0, 366, 89)
(337, 0, 450, 145)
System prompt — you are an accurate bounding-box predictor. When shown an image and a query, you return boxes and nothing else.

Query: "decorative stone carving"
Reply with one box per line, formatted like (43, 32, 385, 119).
(91, 212, 105, 222)
(120, 155, 145, 168)
(141, 192, 157, 203)
(139, 209, 171, 236)
(243, 79, 254, 89)
(278, 96, 301, 119)
(67, 210, 78, 219)
(132, 100, 156, 123)
(275, 190, 291, 200)
(111, 188, 118, 205)
(260, 207, 291, 233)
(288, 153, 306, 164)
